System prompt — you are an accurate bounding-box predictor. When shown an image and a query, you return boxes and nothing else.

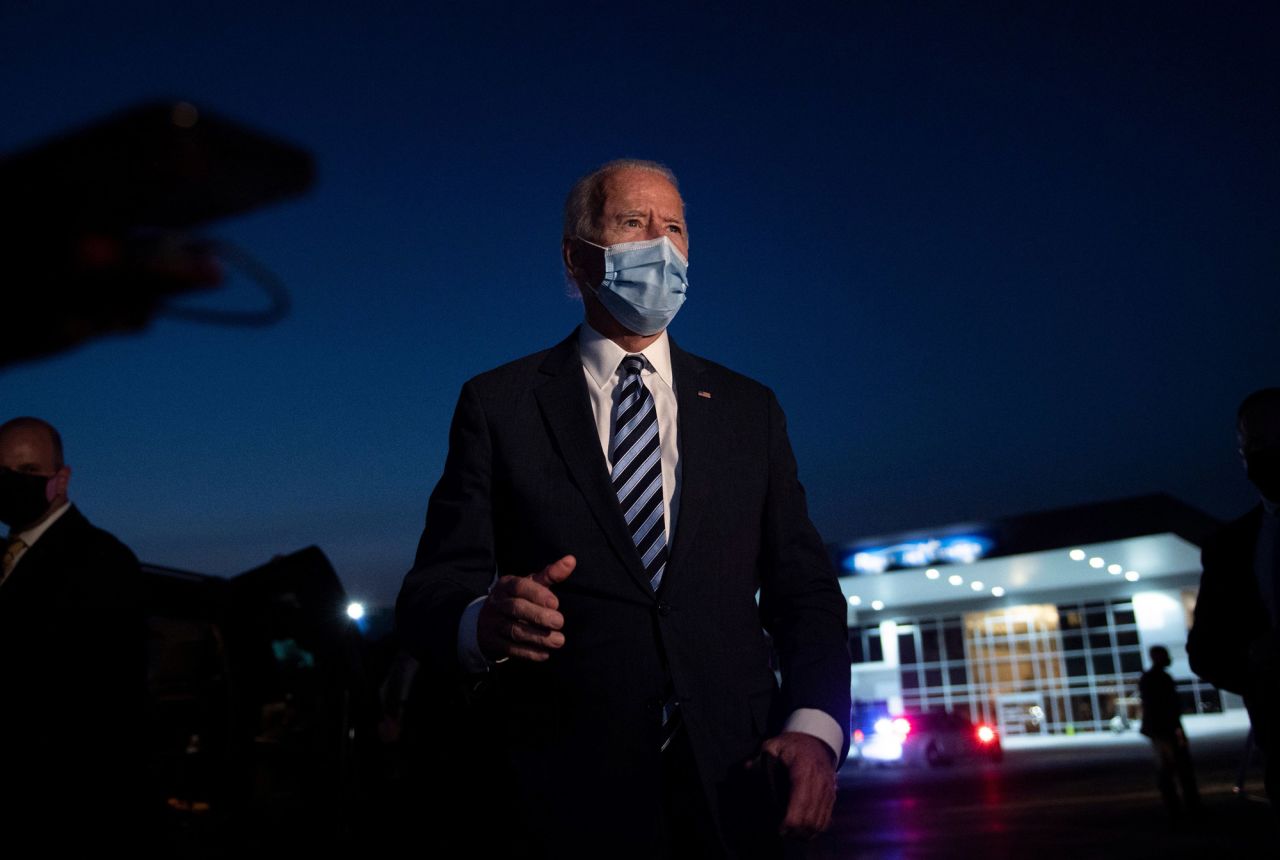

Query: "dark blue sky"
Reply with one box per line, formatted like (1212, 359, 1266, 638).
(3, 2, 1276, 607)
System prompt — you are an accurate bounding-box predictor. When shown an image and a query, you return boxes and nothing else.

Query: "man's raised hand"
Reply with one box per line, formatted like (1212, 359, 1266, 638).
(477, 555, 575, 663)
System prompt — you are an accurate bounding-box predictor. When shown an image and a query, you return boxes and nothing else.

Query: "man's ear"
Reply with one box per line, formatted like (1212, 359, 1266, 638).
(563, 236, 588, 281)
(563, 237, 604, 290)
(47, 465, 70, 502)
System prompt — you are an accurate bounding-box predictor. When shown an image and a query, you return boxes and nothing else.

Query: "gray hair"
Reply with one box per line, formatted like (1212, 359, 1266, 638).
(562, 158, 681, 243)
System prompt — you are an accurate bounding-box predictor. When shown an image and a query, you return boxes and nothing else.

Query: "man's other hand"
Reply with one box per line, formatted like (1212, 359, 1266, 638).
(759, 731, 837, 839)
(476, 555, 575, 663)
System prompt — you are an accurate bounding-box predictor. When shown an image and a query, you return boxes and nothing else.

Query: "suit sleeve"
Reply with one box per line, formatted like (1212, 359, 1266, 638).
(757, 389, 852, 758)
(1188, 538, 1249, 694)
(396, 380, 498, 674)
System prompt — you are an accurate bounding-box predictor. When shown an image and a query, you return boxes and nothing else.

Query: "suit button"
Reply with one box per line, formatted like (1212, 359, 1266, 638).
(657, 601, 672, 617)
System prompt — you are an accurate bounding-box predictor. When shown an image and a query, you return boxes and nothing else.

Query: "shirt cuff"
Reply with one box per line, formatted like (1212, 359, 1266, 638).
(783, 708, 845, 762)
(457, 595, 492, 673)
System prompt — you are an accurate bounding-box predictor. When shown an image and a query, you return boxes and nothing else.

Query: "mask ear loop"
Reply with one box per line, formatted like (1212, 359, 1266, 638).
(568, 236, 608, 294)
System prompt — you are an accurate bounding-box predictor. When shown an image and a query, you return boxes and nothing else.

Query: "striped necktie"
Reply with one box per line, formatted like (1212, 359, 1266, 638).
(611, 354, 667, 592)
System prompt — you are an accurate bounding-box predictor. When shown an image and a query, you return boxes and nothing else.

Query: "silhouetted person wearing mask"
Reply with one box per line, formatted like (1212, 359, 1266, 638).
(1139, 645, 1200, 817)
(1189, 387, 1280, 812)
(0, 417, 146, 844)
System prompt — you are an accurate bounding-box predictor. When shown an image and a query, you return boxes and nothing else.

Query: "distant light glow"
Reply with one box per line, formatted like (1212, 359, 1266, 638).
(851, 552, 889, 574)
(941, 539, 988, 564)
(848, 595, 862, 606)
(1125, 571, 1140, 582)
(926, 568, 940, 580)
(1069, 549, 1086, 561)
(991, 586, 1006, 597)
(871, 600, 885, 611)
(1107, 563, 1123, 574)
(346, 602, 365, 621)
(948, 574, 964, 586)
(861, 722, 906, 762)
(842, 535, 993, 574)
(970, 581, 984, 591)
(1089, 557, 1105, 569)
(977, 725, 996, 744)
(859, 735, 903, 762)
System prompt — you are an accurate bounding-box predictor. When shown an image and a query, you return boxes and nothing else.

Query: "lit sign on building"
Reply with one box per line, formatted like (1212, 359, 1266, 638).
(842, 535, 994, 574)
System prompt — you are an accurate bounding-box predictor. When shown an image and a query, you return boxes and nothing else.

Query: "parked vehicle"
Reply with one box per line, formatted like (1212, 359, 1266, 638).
(145, 546, 380, 850)
(850, 709, 1002, 767)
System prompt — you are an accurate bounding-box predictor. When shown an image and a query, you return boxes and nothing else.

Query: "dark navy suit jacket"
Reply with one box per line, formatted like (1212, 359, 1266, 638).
(396, 330, 851, 857)
(0, 505, 146, 842)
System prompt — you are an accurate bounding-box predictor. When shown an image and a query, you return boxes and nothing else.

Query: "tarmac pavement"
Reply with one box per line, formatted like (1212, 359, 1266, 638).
(817, 711, 1276, 859)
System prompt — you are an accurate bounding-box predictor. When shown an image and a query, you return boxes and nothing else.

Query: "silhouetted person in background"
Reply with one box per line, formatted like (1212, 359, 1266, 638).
(1140, 645, 1200, 818)
(0, 417, 146, 845)
(1189, 387, 1280, 813)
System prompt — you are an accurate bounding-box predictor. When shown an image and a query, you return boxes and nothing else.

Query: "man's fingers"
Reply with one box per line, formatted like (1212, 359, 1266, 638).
(780, 773, 830, 838)
(502, 575, 561, 610)
(765, 733, 836, 840)
(506, 645, 552, 662)
(531, 554, 576, 588)
(493, 595, 564, 632)
(506, 618, 565, 649)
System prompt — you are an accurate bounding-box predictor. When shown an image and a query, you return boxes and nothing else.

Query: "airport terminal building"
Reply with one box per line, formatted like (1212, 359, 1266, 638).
(832, 494, 1234, 737)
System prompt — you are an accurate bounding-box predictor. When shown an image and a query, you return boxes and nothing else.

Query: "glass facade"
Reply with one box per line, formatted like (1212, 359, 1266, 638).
(850, 598, 1223, 735)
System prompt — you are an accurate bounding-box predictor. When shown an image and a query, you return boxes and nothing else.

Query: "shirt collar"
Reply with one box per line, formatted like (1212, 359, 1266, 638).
(12, 501, 71, 547)
(579, 321, 674, 390)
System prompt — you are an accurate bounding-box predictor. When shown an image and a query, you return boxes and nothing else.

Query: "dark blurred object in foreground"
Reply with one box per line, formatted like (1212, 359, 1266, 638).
(145, 546, 378, 853)
(0, 101, 313, 367)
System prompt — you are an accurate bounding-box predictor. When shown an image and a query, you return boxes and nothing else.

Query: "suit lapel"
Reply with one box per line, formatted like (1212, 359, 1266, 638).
(0, 506, 80, 602)
(534, 331, 653, 596)
(662, 341, 713, 600)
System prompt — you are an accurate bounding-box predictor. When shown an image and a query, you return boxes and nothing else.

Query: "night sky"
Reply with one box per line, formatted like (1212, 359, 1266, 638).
(2, 2, 1276, 608)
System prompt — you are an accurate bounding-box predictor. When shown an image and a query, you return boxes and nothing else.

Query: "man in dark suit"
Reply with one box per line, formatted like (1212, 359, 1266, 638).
(0, 416, 146, 843)
(1188, 387, 1280, 811)
(396, 160, 851, 858)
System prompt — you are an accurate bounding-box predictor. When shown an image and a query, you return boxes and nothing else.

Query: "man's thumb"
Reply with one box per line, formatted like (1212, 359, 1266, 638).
(534, 554, 576, 586)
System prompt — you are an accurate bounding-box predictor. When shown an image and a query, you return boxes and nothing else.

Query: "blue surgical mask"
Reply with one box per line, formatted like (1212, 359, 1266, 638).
(578, 235, 688, 336)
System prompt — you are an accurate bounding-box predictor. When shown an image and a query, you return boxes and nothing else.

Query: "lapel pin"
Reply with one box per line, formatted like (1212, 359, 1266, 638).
(697, 391, 712, 399)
